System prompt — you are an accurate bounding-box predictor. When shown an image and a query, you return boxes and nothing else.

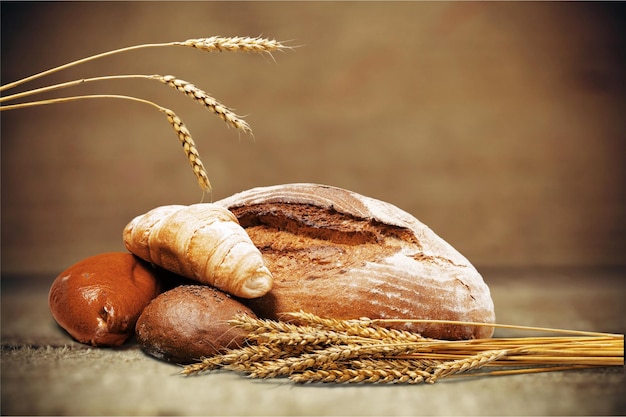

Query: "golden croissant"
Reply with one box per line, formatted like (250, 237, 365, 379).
(123, 204, 273, 299)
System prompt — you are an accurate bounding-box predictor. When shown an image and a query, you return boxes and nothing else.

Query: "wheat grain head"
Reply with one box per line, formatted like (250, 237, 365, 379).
(155, 75, 252, 134)
(162, 108, 211, 192)
(175, 36, 289, 56)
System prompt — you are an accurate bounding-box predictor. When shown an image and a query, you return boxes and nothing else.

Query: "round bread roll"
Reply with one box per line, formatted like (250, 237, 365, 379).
(136, 285, 256, 363)
(216, 183, 496, 340)
(48, 252, 161, 346)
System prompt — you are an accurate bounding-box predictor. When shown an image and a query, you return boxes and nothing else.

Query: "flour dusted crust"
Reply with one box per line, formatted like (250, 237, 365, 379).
(216, 183, 496, 340)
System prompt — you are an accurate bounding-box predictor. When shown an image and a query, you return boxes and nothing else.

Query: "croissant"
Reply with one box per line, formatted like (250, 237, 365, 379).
(123, 203, 273, 299)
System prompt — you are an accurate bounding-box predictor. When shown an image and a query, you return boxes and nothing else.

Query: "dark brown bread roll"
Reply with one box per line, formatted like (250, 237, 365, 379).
(48, 252, 161, 346)
(135, 285, 256, 363)
(216, 183, 496, 340)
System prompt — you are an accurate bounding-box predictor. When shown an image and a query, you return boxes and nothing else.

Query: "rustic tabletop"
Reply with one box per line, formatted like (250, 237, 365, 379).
(2, 267, 624, 416)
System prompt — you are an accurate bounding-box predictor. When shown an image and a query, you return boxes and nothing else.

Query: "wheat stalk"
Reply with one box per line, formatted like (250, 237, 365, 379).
(290, 366, 432, 384)
(180, 343, 307, 375)
(0, 74, 252, 136)
(230, 313, 308, 334)
(162, 109, 211, 192)
(182, 312, 624, 384)
(0, 95, 211, 193)
(351, 358, 443, 373)
(235, 343, 421, 379)
(248, 329, 365, 347)
(0, 74, 250, 194)
(285, 311, 432, 343)
(0, 36, 290, 194)
(289, 357, 442, 384)
(155, 75, 252, 135)
(426, 349, 509, 383)
(230, 314, 372, 346)
(0, 36, 290, 92)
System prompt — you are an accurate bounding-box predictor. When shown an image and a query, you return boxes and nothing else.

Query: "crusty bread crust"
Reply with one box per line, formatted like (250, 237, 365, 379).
(48, 252, 161, 346)
(217, 183, 496, 340)
(135, 285, 256, 363)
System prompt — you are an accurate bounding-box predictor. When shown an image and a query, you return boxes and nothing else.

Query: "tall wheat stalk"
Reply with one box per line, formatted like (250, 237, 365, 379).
(182, 312, 624, 384)
(0, 36, 291, 195)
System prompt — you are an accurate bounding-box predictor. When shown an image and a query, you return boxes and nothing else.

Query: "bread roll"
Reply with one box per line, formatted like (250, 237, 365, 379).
(48, 252, 161, 346)
(135, 285, 256, 363)
(216, 183, 496, 340)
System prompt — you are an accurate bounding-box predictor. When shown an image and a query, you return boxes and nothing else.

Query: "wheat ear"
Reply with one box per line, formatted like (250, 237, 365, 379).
(426, 350, 509, 383)
(285, 311, 431, 343)
(0, 36, 290, 194)
(183, 312, 623, 384)
(0, 96, 211, 192)
(239, 343, 422, 379)
(230, 314, 377, 346)
(174, 36, 290, 59)
(161, 109, 211, 191)
(155, 75, 252, 134)
(1, 36, 290, 92)
(0, 74, 252, 136)
(181, 343, 312, 376)
(290, 366, 432, 384)
(289, 357, 441, 384)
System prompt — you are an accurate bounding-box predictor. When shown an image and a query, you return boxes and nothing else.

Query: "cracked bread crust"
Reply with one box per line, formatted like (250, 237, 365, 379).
(217, 183, 496, 340)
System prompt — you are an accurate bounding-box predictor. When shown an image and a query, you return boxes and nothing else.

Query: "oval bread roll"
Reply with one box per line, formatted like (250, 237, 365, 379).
(135, 285, 256, 363)
(48, 252, 161, 346)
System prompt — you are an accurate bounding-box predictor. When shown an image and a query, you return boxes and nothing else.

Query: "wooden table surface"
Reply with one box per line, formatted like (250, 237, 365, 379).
(2, 267, 624, 415)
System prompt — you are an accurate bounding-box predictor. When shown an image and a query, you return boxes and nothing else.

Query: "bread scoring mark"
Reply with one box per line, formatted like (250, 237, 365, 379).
(455, 278, 476, 301)
(230, 202, 425, 286)
(232, 203, 417, 246)
(412, 252, 469, 268)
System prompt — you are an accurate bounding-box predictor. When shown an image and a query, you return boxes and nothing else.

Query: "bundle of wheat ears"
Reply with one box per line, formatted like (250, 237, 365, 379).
(182, 312, 623, 384)
(2, 36, 623, 384)
(0, 36, 291, 196)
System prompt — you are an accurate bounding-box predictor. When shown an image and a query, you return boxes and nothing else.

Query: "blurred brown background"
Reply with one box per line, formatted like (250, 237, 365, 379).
(2, 1, 625, 276)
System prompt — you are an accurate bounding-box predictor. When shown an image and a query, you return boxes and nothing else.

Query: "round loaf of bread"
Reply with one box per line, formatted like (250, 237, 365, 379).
(216, 183, 496, 340)
(135, 285, 256, 363)
(48, 252, 162, 346)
